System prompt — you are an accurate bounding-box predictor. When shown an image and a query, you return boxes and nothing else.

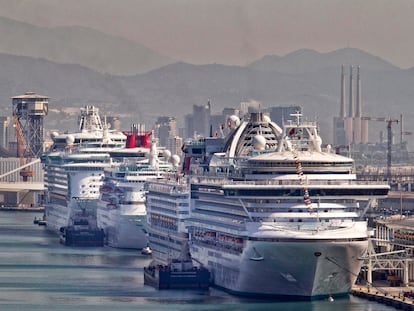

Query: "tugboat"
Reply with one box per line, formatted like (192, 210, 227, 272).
(144, 259, 210, 290)
(59, 219, 105, 247)
(59, 202, 105, 247)
(144, 241, 210, 289)
(34, 216, 47, 226)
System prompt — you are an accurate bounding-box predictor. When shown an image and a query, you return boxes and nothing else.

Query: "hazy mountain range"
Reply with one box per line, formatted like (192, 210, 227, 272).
(0, 16, 174, 75)
(0, 16, 413, 147)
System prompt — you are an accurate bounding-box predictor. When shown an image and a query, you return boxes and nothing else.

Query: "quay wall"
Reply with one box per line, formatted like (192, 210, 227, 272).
(351, 285, 414, 310)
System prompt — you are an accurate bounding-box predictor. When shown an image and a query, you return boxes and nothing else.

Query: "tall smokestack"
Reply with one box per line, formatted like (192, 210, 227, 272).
(349, 66, 354, 118)
(353, 66, 362, 144)
(340, 65, 346, 118)
(356, 66, 362, 117)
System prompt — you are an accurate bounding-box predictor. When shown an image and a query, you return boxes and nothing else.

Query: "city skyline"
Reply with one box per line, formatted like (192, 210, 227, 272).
(0, 0, 413, 68)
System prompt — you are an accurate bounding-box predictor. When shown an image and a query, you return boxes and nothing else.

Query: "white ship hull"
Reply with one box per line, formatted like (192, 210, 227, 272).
(190, 238, 367, 299)
(97, 203, 148, 249)
(44, 203, 71, 233)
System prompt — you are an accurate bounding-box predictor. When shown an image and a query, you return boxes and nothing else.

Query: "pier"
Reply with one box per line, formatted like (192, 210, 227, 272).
(351, 283, 414, 310)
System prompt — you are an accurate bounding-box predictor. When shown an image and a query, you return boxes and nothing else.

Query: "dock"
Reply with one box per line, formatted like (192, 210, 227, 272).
(0, 206, 44, 212)
(351, 282, 414, 310)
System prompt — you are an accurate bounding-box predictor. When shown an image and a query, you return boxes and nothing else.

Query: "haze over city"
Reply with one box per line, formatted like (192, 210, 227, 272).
(1, 0, 414, 68)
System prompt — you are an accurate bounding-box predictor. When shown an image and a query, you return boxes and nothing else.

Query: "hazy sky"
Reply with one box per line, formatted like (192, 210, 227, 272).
(0, 0, 413, 67)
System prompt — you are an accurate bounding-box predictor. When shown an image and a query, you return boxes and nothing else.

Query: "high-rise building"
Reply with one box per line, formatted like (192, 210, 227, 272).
(155, 116, 177, 148)
(168, 136, 183, 157)
(185, 102, 211, 139)
(240, 100, 261, 119)
(268, 106, 302, 127)
(0, 116, 10, 150)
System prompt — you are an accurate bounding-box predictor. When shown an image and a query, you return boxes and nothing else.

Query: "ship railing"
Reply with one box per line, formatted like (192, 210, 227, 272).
(190, 172, 389, 187)
(146, 177, 189, 194)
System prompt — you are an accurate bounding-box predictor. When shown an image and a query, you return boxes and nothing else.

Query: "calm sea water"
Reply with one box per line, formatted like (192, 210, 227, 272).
(0, 211, 396, 311)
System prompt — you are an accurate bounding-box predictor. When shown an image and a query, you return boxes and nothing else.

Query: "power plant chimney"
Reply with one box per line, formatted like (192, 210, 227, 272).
(356, 66, 362, 117)
(340, 64, 346, 118)
(353, 66, 362, 144)
(349, 66, 354, 118)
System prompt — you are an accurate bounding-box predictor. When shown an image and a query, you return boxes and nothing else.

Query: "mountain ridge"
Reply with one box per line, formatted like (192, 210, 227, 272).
(0, 48, 413, 147)
(0, 16, 174, 75)
(248, 47, 400, 73)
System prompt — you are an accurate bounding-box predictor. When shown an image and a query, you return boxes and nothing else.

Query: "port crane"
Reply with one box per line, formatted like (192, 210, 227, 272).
(13, 114, 35, 181)
(361, 117, 399, 180)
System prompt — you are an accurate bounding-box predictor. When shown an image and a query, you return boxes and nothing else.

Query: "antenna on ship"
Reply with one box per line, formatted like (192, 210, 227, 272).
(293, 150, 313, 214)
(287, 113, 314, 215)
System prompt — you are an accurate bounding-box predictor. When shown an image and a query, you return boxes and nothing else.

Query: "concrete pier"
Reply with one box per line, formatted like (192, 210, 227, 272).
(351, 283, 414, 310)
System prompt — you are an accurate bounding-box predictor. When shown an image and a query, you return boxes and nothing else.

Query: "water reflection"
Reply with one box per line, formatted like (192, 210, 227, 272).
(0, 211, 397, 311)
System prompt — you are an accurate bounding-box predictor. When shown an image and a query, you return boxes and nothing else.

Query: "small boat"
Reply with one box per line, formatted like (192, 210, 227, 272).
(37, 220, 47, 226)
(141, 246, 152, 255)
(34, 216, 47, 226)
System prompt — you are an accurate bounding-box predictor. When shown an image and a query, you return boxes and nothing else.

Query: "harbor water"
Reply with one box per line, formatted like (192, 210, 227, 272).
(0, 211, 397, 311)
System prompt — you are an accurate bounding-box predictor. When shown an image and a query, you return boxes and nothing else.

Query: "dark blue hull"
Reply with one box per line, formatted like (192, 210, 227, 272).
(60, 227, 105, 247)
(144, 265, 210, 290)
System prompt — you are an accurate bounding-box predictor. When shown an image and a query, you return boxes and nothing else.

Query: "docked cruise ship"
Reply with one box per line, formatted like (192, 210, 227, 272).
(145, 111, 390, 299)
(41, 105, 126, 245)
(146, 174, 190, 265)
(97, 134, 177, 249)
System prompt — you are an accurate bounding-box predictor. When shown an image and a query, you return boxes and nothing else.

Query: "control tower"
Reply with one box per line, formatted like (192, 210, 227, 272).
(12, 92, 49, 158)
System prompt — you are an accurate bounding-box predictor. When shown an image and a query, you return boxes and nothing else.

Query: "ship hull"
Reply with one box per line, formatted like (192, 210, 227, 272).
(190, 238, 367, 299)
(97, 204, 148, 249)
(44, 203, 70, 233)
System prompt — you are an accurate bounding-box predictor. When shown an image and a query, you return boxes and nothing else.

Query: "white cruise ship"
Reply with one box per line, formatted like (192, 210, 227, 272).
(146, 174, 191, 265)
(41, 105, 126, 245)
(146, 111, 390, 300)
(97, 135, 177, 249)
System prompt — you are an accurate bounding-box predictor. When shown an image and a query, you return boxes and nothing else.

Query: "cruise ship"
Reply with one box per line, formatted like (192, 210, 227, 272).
(97, 132, 177, 249)
(41, 105, 126, 245)
(145, 110, 390, 300)
(146, 174, 190, 265)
